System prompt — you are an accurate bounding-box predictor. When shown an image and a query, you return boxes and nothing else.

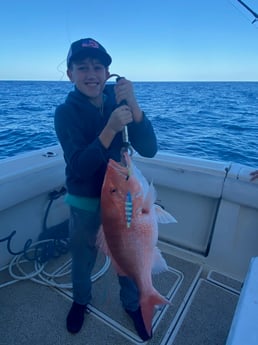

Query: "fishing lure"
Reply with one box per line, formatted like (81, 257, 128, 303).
(125, 191, 133, 228)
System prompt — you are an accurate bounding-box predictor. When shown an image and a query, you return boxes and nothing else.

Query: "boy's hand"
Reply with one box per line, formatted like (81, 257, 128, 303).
(115, 77, 136, 107)
(99, 105, 133, 149)
(115, 78, 143, 122)
(107, 105, 133, 133)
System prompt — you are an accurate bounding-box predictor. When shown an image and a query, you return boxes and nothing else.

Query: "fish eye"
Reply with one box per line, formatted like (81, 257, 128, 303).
(110, 188, 117, 194)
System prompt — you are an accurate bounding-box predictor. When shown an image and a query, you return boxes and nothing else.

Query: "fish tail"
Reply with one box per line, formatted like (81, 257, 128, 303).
(140, 290, 170, 336)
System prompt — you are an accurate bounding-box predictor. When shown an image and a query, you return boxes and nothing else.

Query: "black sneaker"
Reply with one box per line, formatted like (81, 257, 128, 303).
(125, 307, 152, 341)
(66, 302, 87, 334)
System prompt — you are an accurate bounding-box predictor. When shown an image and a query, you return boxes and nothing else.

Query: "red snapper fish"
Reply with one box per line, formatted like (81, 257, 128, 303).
(98, 152, 177, 336)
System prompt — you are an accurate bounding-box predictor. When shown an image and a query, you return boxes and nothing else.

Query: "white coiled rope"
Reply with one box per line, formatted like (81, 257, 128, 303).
(0, 239, 110, 289)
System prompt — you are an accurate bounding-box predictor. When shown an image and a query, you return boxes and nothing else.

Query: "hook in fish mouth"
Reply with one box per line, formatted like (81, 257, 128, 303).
(119, 151, 132, 180)
(120, 146, 133, 166)
(109, 158, 130, 180)
(117, 161, 130, 180)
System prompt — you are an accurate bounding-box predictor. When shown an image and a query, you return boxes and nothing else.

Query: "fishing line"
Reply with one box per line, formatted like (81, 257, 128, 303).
(55, 0, 76, 81)
(56, 58, 67, 81)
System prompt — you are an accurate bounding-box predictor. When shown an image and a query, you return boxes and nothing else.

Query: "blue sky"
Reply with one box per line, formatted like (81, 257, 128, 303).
(1, 0, 258, 81)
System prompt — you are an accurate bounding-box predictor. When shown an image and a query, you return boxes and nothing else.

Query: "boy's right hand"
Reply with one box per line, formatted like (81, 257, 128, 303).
(106, 105, 133, 133)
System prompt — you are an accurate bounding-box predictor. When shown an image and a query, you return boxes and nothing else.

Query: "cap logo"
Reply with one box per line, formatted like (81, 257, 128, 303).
(82, 40, 99, 49)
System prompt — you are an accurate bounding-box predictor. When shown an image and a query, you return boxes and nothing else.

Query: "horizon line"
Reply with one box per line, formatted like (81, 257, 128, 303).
(0, 79, 257, 83)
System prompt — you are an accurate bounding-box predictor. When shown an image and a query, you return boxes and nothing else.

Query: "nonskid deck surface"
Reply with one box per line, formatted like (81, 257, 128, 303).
(0, 251, 240, 345)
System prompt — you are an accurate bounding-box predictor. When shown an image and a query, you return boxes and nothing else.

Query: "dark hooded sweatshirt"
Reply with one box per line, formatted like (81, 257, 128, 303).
(54, 84, 157, 198)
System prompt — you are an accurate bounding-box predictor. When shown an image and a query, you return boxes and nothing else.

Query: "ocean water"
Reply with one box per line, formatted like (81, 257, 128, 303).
(0, 80, 257, 168)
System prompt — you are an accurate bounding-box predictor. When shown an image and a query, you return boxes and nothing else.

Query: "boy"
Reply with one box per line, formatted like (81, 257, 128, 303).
(54, 38, 157, 341)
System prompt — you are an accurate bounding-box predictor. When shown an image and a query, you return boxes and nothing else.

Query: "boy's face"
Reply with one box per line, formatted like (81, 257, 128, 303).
(67, 57, 110, 102)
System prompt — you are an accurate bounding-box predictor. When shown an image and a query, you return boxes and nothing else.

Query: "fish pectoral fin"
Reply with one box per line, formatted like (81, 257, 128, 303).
(155, 205, 177, 224)
(152, 247, 168, 274)
(142, 182, 156, 212)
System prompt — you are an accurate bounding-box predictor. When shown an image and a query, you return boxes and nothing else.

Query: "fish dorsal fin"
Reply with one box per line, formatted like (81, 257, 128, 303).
(155, 204, 177, 224)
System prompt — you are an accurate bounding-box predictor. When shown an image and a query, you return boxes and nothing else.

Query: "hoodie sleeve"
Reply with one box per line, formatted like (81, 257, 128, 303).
(128, 112, 158, 158)
(54, 103, 109, 181)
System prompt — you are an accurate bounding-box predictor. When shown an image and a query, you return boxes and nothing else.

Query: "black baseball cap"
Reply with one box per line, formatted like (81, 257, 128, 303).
(67, 38, 112, 67)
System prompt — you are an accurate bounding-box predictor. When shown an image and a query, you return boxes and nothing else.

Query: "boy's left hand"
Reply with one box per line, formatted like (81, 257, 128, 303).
(114, 77, 143, 123)
(115, 78, 137, 109)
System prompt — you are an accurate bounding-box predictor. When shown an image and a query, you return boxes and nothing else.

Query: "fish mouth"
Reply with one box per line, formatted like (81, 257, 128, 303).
(108, 159, 130, 178)
(109, 158, 128, 170)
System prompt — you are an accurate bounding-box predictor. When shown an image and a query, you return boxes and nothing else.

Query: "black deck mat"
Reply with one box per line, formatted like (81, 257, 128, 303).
(169, 279, 239, 345)
(59, 252, 202, 344)
(207, 270, 242, 293)
(0, 252, 202, 344)
(1, 252, 240, 345)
